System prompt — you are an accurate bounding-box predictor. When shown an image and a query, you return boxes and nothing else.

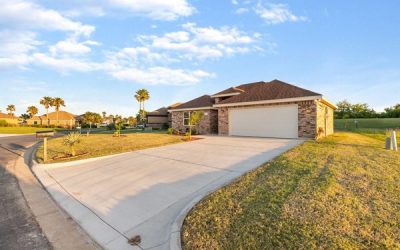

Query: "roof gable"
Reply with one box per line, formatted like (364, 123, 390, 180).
(0, 112, 17, 119)
(40, 111, 76, 120)
(217, 79, 321, 104)
(170, 95, 214, 110)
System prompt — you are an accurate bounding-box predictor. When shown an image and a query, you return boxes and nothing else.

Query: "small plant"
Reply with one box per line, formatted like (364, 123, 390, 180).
(115, 122, 123, 137)
(167, 128, 174, 135)
(188, 111, 204, 140)
(317, 127, 325, 139)
(63, 132, 81, 157)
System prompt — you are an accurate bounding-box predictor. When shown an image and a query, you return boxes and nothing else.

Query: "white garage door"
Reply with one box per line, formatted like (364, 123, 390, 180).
(229, 105, 298, 138)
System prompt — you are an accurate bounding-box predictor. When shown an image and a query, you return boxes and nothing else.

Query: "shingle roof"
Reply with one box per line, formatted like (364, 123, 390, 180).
(0, 112, 17, 119)
(217, 79, 321, 104)
(40, 111, 76, 120)
(170, 95, 214, 110)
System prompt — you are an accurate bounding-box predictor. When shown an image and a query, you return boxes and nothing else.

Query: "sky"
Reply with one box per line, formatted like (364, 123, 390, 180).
(0, 0, 399, 117)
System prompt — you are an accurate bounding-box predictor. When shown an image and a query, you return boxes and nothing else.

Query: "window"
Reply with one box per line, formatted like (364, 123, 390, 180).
(183, 112, 190, 126)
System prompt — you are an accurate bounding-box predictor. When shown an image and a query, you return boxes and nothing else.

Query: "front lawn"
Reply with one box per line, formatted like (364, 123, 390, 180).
(182, 132, 400, 249)
(335, 118, 400, 130)
(36, 133, 183, 163)
(0, 127, 59, 134)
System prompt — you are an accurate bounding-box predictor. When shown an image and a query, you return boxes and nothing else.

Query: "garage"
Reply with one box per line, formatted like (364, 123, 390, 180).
(229, 105, 299, 138)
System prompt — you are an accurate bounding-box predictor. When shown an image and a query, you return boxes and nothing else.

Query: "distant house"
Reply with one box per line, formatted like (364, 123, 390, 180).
(26, 111, 77, 128)
(26, 116, 41, 126)
(146, 103, 181, 129)
(0, 112, 18, 125)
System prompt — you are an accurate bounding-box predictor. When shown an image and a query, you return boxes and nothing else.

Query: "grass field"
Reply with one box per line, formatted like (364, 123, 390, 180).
(35, 133, 183, 163)
(0, 127, 61, 134)
(182, 132, 400, 249)
(335, 118, 400, 130)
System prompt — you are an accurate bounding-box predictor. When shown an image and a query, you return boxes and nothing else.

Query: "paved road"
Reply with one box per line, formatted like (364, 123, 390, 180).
(35, 136, 303, 250)
(0, 135, 51, 250)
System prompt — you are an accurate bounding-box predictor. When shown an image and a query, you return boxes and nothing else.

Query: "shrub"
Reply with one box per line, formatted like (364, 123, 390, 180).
(167, 128, 174, 135)
(63, 132, 81, 157)
(0, 120, 8, 127)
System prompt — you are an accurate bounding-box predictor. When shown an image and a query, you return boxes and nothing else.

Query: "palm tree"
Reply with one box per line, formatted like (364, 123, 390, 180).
(40, 96, 53, 125)
(6, 105, 16, 116)
(26, 106, 39, 118)
(134, 89, 150, 123)
(102, 111, 107, 122)
(51, 97, 65, 125)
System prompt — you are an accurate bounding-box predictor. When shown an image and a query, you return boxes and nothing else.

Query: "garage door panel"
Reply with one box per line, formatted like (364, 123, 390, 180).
(229, 105, 298, 138)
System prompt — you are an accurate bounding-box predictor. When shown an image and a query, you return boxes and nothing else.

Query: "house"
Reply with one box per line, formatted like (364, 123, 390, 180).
(146, 103, 181, 129)
(0, 112, 19, 125)
(26, 116, 41, 126)
(37, 111, 77, 128)
(169, 79, 336, 139)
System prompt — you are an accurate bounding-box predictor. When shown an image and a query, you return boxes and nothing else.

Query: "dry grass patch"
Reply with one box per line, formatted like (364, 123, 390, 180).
(182, 132, 400, 249)
(36, 133, 183, 163)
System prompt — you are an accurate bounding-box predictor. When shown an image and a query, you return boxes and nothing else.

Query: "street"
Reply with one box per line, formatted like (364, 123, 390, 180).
(0, 135, 51, 250)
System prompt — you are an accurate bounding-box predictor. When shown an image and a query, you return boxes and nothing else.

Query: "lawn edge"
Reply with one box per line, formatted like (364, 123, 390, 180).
(170, 139, 306, 250)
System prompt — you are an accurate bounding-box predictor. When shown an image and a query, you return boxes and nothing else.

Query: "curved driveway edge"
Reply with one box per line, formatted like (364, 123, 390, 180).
(22, 143, 100, 250)
(32, 136, 304, 250)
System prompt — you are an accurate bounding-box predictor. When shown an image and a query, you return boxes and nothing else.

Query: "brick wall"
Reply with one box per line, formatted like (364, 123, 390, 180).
(218, 101, 320, 138)
(171, 109, 218, 134)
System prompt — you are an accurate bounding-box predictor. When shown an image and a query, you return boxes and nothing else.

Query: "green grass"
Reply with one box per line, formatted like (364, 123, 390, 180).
(0, 127, 61, 134)
(335, 118, 400, 131)
(182, 132, 400, 249)
(36, 133, 183, 163)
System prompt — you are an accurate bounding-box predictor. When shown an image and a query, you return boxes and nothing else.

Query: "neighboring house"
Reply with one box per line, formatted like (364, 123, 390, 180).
(26, 116, 41, 125)
(169, 79, 336, 139)
(36, 111, 77, 128)
(0, 112, 19, 125)
(146, 103, 181, 129)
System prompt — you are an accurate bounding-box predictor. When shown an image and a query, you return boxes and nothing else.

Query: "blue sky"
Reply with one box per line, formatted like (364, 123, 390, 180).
(0, 0, 399, 116)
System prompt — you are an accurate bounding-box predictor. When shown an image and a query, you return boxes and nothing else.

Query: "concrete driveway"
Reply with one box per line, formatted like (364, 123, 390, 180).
(33, 136, 303, 250)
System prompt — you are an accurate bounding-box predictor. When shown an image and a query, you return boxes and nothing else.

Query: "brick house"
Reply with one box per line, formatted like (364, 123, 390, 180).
(146, 103, 181, 129)
(169, 79, 336, 139)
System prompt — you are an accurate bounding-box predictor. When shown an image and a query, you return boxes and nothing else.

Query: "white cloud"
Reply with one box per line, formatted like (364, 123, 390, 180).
(232, 0, 239, 5)
(50, 39, 91, 56)
(110, 67, 214, 85)
(0, 0, 95, 36)
(107, 0, 195, 20)
(236, 8, 249, 14)
(139, 23, 260, 60)
(0, 30, 40, 68)
(255, 3, 307, 24)
(32, 53, 100, 73)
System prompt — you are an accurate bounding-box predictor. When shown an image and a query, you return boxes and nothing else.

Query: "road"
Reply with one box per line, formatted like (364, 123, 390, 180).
(0, 135, 51, 250)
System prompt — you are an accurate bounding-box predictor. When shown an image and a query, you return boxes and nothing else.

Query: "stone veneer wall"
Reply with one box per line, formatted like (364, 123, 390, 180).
(218, 101, 319, 138)
(316, 101, 334, 137)
(171, 109, 218, 134)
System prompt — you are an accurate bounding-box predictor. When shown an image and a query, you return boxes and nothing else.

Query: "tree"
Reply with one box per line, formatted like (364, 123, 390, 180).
(384, 104, 400, 118)
(6, 104, 16, 116)
(51, 97, 65, 125)
(102, 111, 107, 122)
(20, 114, 30, 124)
(26, 106, 39, 118)
(134, 89, 150, 123)
(82, 112, 102, 129)
(40, 96, 53, 125)
(127, 116, 137, 126)
(188, 111, 204, 140)
(335, 100, 352, 119)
